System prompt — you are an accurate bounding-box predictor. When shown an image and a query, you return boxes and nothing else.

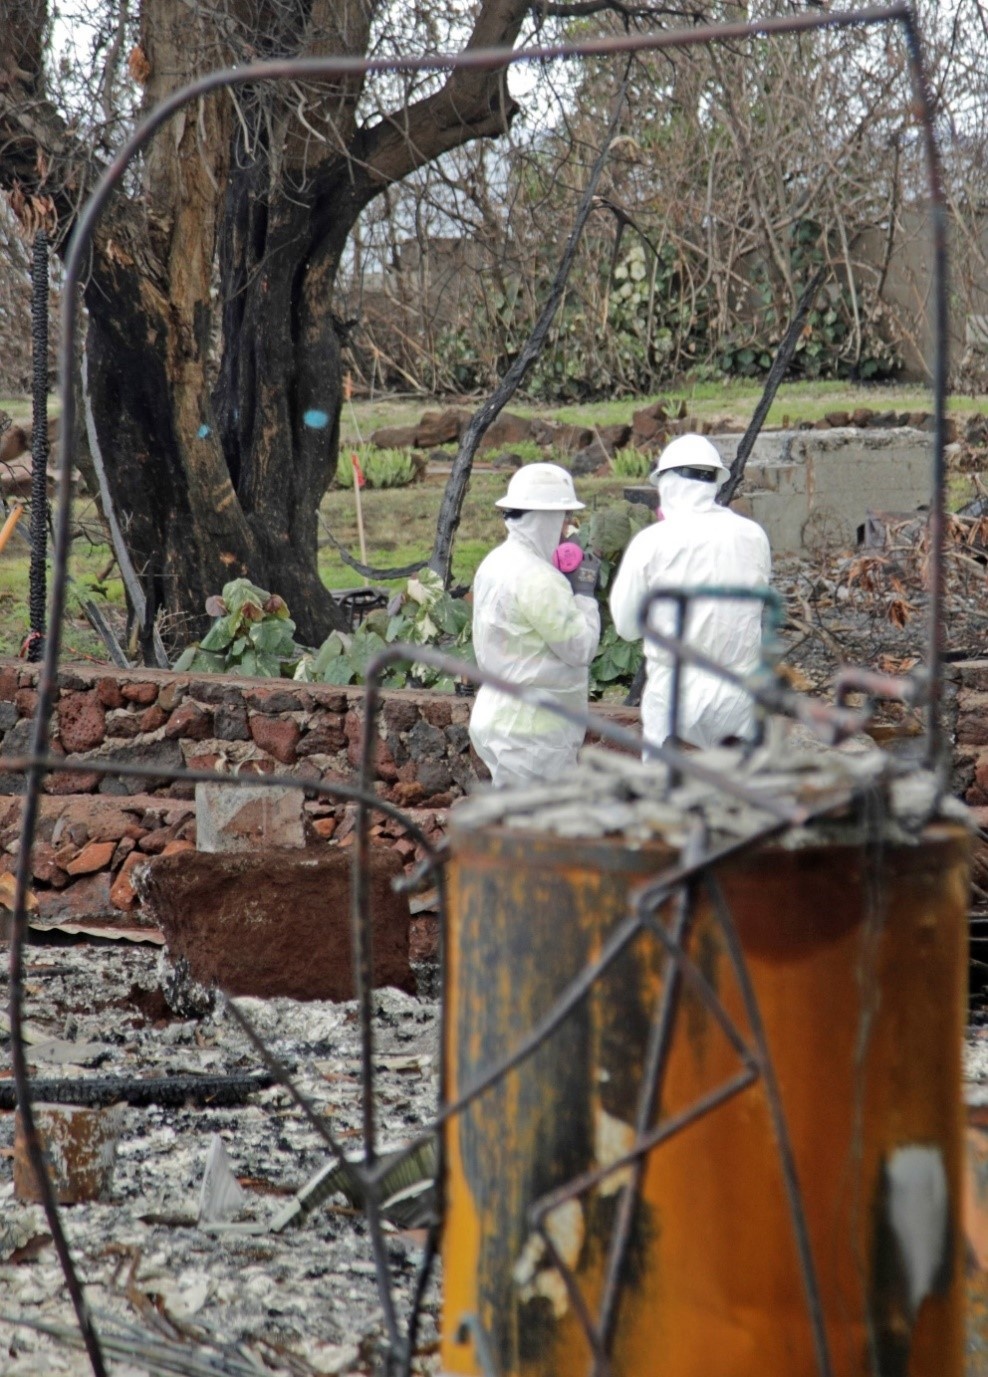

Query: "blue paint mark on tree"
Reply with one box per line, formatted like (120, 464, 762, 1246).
(304, 409, 329, 429)
(197, 424, 211, 439)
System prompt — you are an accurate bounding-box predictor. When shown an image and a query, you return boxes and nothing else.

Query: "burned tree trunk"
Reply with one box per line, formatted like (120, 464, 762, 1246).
(0, 0, 529, 651)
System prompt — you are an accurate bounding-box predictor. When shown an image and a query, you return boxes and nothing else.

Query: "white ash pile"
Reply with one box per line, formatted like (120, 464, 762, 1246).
(0, 942, 440, 1375)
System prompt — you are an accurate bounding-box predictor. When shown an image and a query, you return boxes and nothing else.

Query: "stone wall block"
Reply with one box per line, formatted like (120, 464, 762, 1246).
(384, 699, 420, 733)
(958, 693, 988, 747)
(445, 723, 471, 754)
(214, 704, 250, 741)
(139, 705, 168, 734)
(164, 701, 214, 741)
(46, 768, 104, 796)
(14, 688, 37, 717)
(421, 699, 453, 729)
(157, 681, 186, 712)
(121, 683, 159, 706)
(66, 840, 116, 876)
(244, 686, 303, 714)
(248, 714, 301, 765)
(57, 692, 106, 753)
(105, 709, 143, 740)
(407, 720, 445, 762)
(296, 720, 346, 756)
(95, 678, 123, 710)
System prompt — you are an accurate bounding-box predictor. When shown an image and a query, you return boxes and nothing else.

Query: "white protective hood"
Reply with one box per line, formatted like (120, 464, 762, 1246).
(610, 475, 772, 749)
(469, 514, 600, 787)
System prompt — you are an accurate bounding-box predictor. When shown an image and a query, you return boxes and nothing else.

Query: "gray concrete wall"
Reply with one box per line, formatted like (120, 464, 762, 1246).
(708, 428, 933, 555)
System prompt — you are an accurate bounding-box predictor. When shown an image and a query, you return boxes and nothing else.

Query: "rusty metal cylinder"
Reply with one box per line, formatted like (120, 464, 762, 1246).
(440, 801, 969, 1377)
(14, 1102, 122, 1204)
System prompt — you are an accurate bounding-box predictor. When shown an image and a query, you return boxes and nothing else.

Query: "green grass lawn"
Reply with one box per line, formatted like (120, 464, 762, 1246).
(319, 470, 629, 590)
(1, 373, 981, 663)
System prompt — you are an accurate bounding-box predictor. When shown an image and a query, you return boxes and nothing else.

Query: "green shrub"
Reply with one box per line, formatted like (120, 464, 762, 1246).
(173, 578, 303, 677)
(336, 447, 415, 489)
(296, 569, 474, 691)
(609, 448, 653, 480)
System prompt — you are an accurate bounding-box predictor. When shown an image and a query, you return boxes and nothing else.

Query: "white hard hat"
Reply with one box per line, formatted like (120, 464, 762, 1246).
(495, 462, 586, 511)
(650, 434, 729, 486)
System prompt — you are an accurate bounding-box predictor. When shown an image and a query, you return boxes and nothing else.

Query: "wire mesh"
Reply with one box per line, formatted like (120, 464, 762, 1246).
(3, 5, 951, 1376)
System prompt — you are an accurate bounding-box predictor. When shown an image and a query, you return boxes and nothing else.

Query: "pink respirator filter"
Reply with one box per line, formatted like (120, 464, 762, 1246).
(552, 542, 585, 574)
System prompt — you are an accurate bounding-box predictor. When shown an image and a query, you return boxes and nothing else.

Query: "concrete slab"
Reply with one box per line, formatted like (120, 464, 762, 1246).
(195, 782, 305, 853)
(709, 427, 933, 555)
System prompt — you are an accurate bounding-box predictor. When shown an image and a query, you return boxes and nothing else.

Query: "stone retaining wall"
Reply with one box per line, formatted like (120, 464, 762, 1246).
(0, 659, 639, 928)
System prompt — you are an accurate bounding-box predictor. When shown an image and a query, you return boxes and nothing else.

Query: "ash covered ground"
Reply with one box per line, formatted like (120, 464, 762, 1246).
(0, 944, 441, 1376)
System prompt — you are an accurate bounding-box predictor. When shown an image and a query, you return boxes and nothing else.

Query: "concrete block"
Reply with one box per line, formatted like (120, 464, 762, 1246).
(195, 782, 304, 853)
(714, 427, 934, 555)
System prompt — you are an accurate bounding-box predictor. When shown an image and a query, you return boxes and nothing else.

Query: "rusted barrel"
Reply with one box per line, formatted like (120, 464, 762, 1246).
(440, 761, 970, 1377)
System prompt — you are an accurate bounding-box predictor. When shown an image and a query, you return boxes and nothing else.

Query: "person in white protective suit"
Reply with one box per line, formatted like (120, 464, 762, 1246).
(609, 434, 771, 750)
(469, 464, 601, 788)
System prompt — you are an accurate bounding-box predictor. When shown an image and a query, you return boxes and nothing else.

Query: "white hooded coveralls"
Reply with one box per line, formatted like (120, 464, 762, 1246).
(609, 472, 771, 750)
(469, 510, 601, 788)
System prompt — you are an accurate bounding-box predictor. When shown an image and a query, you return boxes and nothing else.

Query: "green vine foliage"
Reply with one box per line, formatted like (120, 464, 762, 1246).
(295, 570, 475, 691)
(716, 220, 902, 382)
(174, 506, 656, 701)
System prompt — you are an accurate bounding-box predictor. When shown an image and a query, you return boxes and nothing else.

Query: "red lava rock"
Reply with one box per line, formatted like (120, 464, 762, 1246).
(164, 701, 214, 741)
(120, 682, 158, 705)
(138, 826, 178, 854)
(110, 851, 147, 910)
(36, 872, 113, 923)
(312, 817, 337, 839)
(394, 837, 417, 860)
(14, 688, 37, 717)
(392, 781, 425, 807)
(421, 699, 452, 729)
(0, 667, 18, 700)
(346, 734, 398, 781)
(57, 691, 106, 753)
(65, 840, 117, 875)
(31, 842, 69, 887)
(140, 846, 413, 1001)
(45, 769, 105, 796)
(161, 839, 194, 857)
(95, 677, 123, 709)
(248, 714, 301, 764)
(139, 704, 168, 733)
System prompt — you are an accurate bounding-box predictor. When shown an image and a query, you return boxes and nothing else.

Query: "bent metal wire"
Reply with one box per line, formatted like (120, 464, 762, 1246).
(5, 5, 949, 1377)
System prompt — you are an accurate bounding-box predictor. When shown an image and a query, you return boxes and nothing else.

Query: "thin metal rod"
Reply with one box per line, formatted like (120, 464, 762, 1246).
(899, 9, 948, 772)
(28, 228, 49, 661)
(596, 838, 704, 1360)
(531, 1068, 757, 1224)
